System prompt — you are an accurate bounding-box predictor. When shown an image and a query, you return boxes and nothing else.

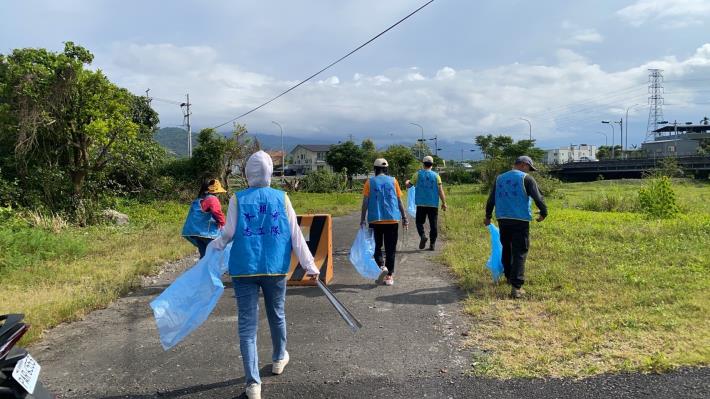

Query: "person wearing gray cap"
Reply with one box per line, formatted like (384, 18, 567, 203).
(484, 155, 548, 299)
(405, 155, 448, 251)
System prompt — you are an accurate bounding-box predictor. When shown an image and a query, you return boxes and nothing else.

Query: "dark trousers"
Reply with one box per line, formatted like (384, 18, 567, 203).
(415, 206, 438, 244)
(369, 223, 399, 275)
(498, 219, 530, 289)
(194, 237, 213, 259)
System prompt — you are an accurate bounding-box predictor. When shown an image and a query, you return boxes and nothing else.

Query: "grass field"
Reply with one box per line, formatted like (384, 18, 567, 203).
(0, 191, 361, 344)
(440, 180, 710, 378)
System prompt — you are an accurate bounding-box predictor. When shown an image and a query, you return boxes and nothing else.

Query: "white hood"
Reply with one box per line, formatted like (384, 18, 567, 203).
(246, 150, 273, 188)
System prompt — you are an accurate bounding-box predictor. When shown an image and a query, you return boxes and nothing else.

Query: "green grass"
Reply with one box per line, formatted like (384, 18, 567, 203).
(0, 192, 361, 344)
(441, 180, 710, 378)
(289, 191, 361, 216)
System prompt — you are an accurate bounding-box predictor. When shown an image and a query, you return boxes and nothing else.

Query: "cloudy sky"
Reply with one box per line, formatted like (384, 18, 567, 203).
(1, 0, 709, 151)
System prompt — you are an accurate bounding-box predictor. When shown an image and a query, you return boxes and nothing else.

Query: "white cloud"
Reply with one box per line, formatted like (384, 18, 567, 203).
(617, 0, 710, 28)
(435, 67, 457, 80)
(560, 21, 604, 45)
(568, 29, 604, 44)
(97, 42, 710, 145)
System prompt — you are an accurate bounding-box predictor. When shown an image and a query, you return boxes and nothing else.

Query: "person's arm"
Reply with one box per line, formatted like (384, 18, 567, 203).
(437, 175, 447, 210)
(285, 194, 319, 275)
(360, 179, 369, 226)
(360, 197, 368, 226)
(405, 172, 418, 189)
(210, 195, 237, 250)
(484, 184, 496, 225)
(394, 179, 408, 228)
(397, 198, 409, 228)
(524, 175, 548, 221)
(201, 196, 226, 228)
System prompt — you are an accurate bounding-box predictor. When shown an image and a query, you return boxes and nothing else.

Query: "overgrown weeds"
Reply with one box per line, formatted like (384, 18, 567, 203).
(441, 182, 710, 378)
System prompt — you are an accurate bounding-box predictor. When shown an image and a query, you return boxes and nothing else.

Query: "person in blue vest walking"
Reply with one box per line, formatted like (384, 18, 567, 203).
(210, 151, 320, 399)
(484, 156, 548, 299)
(181, 178, 227, 258)
(405, 155, 448, 251)
(360, 158, 409, 286)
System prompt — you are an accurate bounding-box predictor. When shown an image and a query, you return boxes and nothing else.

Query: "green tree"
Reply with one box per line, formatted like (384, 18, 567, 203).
(225, 123, 259, 188)
(0, 42, 155, 218)
(361, 138, 378, 166)
(191, 128, 228, 182)
(474, 135, 546, 193)
(597, 145, 622, 160)
(326, 141, 366, 187)
(382, 144, 418, 185)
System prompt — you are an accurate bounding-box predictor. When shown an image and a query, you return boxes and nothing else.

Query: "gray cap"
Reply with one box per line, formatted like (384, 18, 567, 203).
(422, 155, 434, 164)
(515, 155, 537, 171)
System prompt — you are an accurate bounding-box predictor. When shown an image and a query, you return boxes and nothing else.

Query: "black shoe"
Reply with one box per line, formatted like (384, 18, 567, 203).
(419, 236, 428, 250)
(510, 287, 525, 299)
(428, 245, 435, 251)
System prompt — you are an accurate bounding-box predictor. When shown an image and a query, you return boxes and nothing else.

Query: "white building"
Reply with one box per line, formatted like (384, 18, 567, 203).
(288, 144, 334, 174)
(544, 144, 598, 164)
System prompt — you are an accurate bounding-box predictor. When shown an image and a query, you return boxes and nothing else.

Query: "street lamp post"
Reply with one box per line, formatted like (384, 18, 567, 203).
(601, 121, 615, 159)
(595, 131, 608, 146)
(272, 121, 284, 178)
(520, 117, 532, 140)
(410, 122, 424, 159)
(428, 135, 439, 157)
(624, 104, 640, 156)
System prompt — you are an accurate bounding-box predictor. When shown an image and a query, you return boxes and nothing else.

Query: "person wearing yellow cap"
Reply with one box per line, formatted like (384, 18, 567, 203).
(181, 178, 227, 258)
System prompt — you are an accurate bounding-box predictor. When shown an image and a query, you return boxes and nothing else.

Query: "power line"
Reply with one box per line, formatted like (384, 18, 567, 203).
(212, 0, 436, 129)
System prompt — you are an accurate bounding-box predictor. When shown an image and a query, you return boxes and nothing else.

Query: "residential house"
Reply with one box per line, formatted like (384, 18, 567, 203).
(266, 150, 285, 172)
(289, 144, 334, 174)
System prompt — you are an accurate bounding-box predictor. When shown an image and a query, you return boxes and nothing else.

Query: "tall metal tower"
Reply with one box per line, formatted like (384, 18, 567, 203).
(646, 69, 664, 140)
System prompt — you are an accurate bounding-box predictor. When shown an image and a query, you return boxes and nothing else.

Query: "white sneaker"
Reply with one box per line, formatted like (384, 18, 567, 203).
(376, 266, 389, 284)
(272, 350, 290, 375)
(246, 383, 261, 399)
(384, 275, 394, 286)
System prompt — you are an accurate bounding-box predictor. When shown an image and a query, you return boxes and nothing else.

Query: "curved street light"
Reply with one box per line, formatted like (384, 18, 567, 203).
(272, 121, 284, 177)
(410, 122, 424, 159)
(519, 117, 532, 140)
(601, 121, 616, 159)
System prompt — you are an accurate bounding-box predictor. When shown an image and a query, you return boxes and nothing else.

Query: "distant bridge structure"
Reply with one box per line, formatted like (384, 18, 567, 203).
(550, 156, 710, 181)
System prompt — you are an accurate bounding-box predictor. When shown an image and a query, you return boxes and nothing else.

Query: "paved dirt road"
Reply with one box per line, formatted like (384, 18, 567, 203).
(32, 213, 709, 398)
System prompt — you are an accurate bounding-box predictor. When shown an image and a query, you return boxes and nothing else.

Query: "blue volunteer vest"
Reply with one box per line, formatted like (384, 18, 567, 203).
(494, 170, 533, 221)
(414, 169, 439, 207)
(367, 175, 402, 223)
(181, 195, 221, 242)
(229, 187, 292, 277)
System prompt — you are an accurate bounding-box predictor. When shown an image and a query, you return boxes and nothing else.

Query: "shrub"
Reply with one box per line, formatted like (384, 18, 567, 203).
(578, 192, 640, 213)
(475, 158, 510, 193)
(300, 170, 346, 193)
(441, 167, 477, 185)
(638, 176, 680, 219)
(532, 172, 562, 198)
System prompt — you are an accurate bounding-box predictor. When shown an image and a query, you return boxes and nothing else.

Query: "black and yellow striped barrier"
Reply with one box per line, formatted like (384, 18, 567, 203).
(287, 214, 333, 286)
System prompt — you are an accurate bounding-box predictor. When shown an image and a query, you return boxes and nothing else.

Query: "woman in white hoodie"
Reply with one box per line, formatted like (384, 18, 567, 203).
(210, 151, 320, 399)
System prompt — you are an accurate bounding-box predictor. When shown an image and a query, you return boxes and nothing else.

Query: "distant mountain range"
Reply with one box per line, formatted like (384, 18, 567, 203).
(154, 127, 481, 161)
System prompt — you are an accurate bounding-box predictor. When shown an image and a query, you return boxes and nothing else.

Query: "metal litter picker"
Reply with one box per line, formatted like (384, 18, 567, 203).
(316, 279, 362, 332)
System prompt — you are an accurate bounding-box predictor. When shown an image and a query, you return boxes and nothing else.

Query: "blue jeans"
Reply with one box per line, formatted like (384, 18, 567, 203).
(232, 276, 287, 385)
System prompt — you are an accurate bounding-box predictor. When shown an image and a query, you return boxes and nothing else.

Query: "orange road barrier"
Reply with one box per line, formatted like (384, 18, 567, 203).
(287, 214, 333, 286)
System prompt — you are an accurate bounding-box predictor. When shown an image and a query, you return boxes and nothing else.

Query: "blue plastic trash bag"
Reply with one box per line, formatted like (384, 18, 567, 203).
(150, 243, 231, 350)
(349, 227, 382, 280)
(407, 186, 417, 218)
(486, 224, 504, 282)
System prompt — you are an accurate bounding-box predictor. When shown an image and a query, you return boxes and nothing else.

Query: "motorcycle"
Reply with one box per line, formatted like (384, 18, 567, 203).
(0, 314, 56, 398)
